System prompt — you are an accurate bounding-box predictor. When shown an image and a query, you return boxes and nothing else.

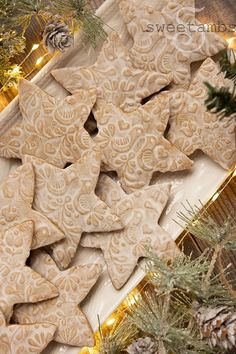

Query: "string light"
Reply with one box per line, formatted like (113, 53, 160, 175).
(31, 43, 40, 51)
(227, 37, 236, 50)
(11, 66, 21, 74)
(36, 56, 44, 66)
(212, 192, 220, 202)
(106, 317, 115, 326)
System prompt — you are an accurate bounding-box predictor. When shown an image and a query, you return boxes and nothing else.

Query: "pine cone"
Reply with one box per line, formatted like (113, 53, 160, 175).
(126, 337, 157, 354)
(43, 21, 73, 53)
(193, 302, 236, 350)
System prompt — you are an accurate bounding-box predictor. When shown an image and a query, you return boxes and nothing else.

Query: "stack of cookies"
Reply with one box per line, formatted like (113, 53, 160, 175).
(0, 0, 235, 351)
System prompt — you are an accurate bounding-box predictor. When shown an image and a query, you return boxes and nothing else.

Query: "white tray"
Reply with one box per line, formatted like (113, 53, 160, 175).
(0, 0, 230, 353)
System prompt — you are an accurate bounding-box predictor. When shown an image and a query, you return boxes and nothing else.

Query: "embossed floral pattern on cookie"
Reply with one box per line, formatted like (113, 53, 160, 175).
(0, 222, 58, 322)
(0, 163, 64, 249)
(24, 148, 123, 268)
(167, 58, 236, 169)
(0, 310, 56, 354)
(81, 174, 177, 289)
(52, 31, 170, 116)
(94, 96, 193, 193)
(13, 250, 102, 347)
(119, 0, 228, 85)
(0, 79, 97, 168)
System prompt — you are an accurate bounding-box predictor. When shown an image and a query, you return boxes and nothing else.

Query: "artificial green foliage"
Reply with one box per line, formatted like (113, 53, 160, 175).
(205, 82, 236, 118)
(50, 0, 107, 47)
(220, 49, 236, 82)
(127, 291, 221, 354)
(205, 49, 236, 119)
(98, 317, 138, 354)
(96, 202, 236, 354)
(145, 249, 210, 297)
(0, 26, 25, 87)
(176, 202, 236, 250)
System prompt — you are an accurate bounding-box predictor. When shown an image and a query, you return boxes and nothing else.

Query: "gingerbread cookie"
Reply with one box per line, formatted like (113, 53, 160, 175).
(14, 250, 102, 347)
(119, 0, 228, 85)
(0, 310, 56, 354)
(81, 174, 176, 289)
(94, 97, 193, 193)
(52, 31, 170, 116)
(0, 222, 58, 322)
(0, 163, 64, 249)
(0, 79, 97, 168)
(167, 58, 236, 169)
(24, 148, 123, 268)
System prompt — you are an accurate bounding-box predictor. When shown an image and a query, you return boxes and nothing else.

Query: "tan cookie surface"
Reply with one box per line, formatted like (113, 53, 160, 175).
(13, 250, 102, 347)
(81, 174, 177, 289)
(0, 79, 97, 168)
(52, 31, 170, 116)
(0, 163, 64, 249)
(0, 310, 56, 354)
(119, 0, 228, 85)
(24, 149, 123, 268)
(94, 96, 193, 193)
(167, 58, 236, 169)
(0, 222, 58, 322)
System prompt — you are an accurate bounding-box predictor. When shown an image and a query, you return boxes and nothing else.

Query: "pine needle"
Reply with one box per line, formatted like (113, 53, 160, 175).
(220, 49, 236, 82)
(176, 202, 236, 249)
(97, 315, 138, 354)
(204, 82, 236, 119)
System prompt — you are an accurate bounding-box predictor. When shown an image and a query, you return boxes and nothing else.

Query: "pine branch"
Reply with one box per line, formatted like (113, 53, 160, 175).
(127, 290, 218, 354)
(96, 316, 138, 354)
(176, 202, 236, 250)
(204, 82, 236, 118)
(145, 249, 210, 297)
(220, 49, 236, 82)
(50, 0, 107, 47)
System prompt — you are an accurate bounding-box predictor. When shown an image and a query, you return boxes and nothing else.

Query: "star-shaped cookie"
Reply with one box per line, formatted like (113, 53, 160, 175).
(0, 222, 58, 322)
(24, 148, 123, 268)
(119, 0, 228, 85)
(14, 250, 102, 347)
(94, 97, 193, 193)
(81, 174, 176, 289)
(52, 31, 170, 117)
(0, 163, 64, 249)
(167, 58, 236, 169)
(0, 310, 56, 354)
(0, 79, 97, 168)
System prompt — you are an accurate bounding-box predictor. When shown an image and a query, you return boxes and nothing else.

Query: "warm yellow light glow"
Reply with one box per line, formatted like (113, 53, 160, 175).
(212, 192, 220, 202)
(11, 66, 20, 74)
(106, 317, 115, 326)
(31, 43, 39, 51)
(227, 37, 236, 50)
(125, 293, 140, 307)
(36, 56, 43, 66)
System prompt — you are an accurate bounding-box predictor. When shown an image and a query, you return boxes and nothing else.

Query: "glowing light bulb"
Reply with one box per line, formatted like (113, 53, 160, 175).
(212, 192, 220, 202)
(227, 37, 236, 50)
(36, 56, 43, 66)
(11, 66, 20, 74)
(106, 317, 115, 326)
(32, 43, 39, 51)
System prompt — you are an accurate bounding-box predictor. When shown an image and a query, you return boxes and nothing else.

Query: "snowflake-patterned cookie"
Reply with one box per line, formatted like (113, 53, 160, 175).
(0, 79, 97, 168)
(167, 58, 236, 169)
(94, 96, 193, 193)
(24, 148, 123, 268)
(0, 163, 64, 249)
(81, 174, 177, 289)
(13, 250, 102, 347)
(119, 0, 228, 85)
(52, 31, 170, 117)
(0, 222, 58, 322)
(0, 309, 56, 354)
